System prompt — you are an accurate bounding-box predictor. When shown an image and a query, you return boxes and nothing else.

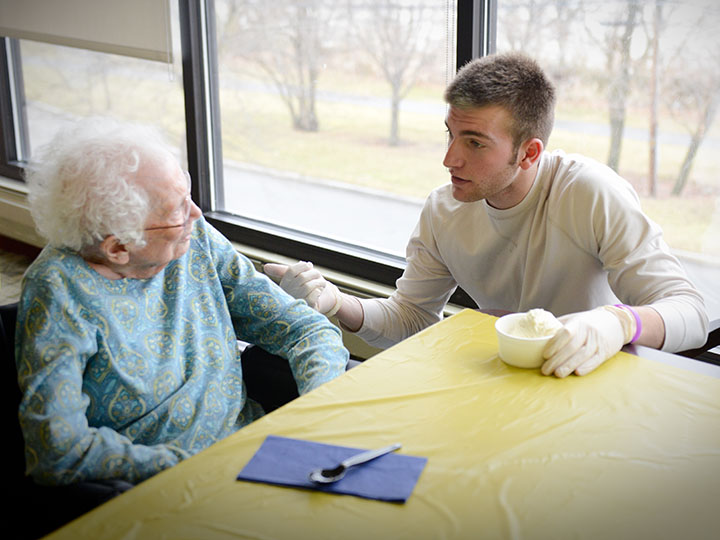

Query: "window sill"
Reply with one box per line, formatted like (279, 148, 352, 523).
(0, 176, 44, 248)
(231, 239, 463, 361)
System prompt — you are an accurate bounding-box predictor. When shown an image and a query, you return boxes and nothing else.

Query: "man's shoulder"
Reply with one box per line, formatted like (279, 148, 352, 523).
(543, 150, 639, 205)
(544, 150, 611, 186)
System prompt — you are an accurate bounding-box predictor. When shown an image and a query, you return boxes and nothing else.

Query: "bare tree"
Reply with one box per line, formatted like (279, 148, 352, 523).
(550, 0, 587, 77)
(656, 1, 720, 196)
(217, 0, 337, 132)
(497, 0, 589, 115)
(664, 54, 720, 196)
(645, 0, 699, 197)
(498, 0, 556, 57)
(601, 0, 642, 172)
(348, 1, 442, 146)
(647, 0, 663, 197)
(26, 46, 112, 115)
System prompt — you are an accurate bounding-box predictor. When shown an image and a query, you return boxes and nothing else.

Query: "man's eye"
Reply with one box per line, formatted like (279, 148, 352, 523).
(469, 140, 483, 149)
(445, 128, 453, 141)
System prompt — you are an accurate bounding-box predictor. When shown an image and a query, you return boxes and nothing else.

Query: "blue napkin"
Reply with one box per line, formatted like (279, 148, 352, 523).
(236, 435, 427, 503)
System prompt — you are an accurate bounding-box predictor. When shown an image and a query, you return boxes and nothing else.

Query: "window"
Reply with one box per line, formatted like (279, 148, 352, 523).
(0, 0, 184, 178)
(1, 0, 717, 316)
(0, 0, 469, 292)
(17, 40, 185, 158)
(213, 0, 456, 260)
(495, 0, 720, 318)
(194, 0, 460, 291)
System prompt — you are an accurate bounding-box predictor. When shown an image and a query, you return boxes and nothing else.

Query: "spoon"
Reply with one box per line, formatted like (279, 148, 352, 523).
(308, 442, 402, 484)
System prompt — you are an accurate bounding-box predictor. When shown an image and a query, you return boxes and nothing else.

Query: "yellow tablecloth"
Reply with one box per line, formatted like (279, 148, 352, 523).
(47, 310, 720, 540)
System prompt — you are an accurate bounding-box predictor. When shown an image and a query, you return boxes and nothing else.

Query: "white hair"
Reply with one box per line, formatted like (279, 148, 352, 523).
(26, 117, 179, 251)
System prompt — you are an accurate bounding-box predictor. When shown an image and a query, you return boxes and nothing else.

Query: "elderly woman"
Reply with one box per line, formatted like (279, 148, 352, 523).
(16, 117, 348, 490)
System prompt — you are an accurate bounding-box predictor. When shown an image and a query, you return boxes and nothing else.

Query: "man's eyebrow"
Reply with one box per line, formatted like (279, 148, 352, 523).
(445, 121, 495, 142)
(459, 129, 493, 141)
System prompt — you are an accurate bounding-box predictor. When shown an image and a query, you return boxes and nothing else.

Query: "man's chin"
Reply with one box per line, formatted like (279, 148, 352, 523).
(451, 184, 481, 203)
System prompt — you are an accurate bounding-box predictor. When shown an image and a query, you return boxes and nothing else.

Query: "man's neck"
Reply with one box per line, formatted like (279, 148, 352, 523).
(487, 160, 541, 210)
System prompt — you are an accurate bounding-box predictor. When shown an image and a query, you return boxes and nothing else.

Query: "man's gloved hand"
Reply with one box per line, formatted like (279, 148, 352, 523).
(541, 305, 637, 378)
(263, 261, 343, 317)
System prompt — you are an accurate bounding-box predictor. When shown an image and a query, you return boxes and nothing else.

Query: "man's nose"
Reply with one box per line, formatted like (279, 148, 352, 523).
(443, 139, 462, 169)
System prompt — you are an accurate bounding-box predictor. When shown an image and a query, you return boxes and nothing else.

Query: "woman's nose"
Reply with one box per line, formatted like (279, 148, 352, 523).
(188, 199, 202, 223)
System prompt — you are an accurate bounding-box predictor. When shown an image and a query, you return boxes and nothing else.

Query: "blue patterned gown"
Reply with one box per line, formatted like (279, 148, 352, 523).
(15, 218, 348, 485)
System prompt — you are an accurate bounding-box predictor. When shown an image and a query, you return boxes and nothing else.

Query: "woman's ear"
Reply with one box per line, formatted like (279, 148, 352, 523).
(99, 235, 130, 265)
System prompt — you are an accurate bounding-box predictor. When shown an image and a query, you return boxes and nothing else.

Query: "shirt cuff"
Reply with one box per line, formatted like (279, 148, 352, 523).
(352, 298, 398, 349)
(650, 299, 708, 353)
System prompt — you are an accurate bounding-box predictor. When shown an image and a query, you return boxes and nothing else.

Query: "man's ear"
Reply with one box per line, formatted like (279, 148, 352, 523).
(518, 138, 544, 170)
(99, 235, 130, 265)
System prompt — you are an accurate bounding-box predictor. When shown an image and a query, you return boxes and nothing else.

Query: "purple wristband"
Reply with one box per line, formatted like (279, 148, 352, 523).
(615, 304, 642, 343)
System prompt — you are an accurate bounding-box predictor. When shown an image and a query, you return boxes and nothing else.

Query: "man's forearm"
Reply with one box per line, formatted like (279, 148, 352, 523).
(335, 292, 365, 332)
(634, 306, 666, 349)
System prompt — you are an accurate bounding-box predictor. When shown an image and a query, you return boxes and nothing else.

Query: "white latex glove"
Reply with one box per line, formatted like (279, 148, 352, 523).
(541, 306, 636, 378)
(263, 261, 343, 317)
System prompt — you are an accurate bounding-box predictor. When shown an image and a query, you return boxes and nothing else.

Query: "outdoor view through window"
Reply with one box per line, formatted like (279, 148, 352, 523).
(495, 0, 719, 316)
(13, 0, 719, 317)
(215, 0, 719, 316)
(20, 39, 186, 159)
(215, 0, 457, 256)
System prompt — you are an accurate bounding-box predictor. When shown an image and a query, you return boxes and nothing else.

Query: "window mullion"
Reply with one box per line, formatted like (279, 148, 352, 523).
(180, 0, 224, 212)
(0, 37, 29, 179)
(457, 0, 496, 66)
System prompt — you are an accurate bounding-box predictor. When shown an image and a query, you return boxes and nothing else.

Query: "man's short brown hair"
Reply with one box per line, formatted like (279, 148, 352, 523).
(445, 52, 556, 150)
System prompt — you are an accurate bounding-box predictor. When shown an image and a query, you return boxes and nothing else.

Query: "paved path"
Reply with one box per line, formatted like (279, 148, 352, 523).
(223, 161, 424, 258)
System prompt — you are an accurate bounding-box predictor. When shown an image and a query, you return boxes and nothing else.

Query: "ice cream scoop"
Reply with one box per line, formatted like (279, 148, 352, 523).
(504, 308, 563, 338)
(495, 310, 563, 368)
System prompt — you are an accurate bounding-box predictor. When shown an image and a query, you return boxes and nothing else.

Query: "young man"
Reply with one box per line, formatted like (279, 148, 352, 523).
(265, 52, 708, 378)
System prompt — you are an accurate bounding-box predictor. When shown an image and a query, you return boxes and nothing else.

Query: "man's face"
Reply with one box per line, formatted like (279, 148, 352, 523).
(443, 105, 524, 208)
(125, 161, 202, 279)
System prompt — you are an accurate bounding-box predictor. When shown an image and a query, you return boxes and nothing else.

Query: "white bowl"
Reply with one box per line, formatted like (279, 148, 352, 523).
(495, 313, 558, 369)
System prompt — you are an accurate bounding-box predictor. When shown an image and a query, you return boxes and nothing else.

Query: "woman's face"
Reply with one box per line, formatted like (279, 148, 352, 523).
(123, 161, 202, 279)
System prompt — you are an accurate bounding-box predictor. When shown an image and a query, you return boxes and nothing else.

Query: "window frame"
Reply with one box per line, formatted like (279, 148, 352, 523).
(186, 0, 491, 301)
(0, 38, 29, 181)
